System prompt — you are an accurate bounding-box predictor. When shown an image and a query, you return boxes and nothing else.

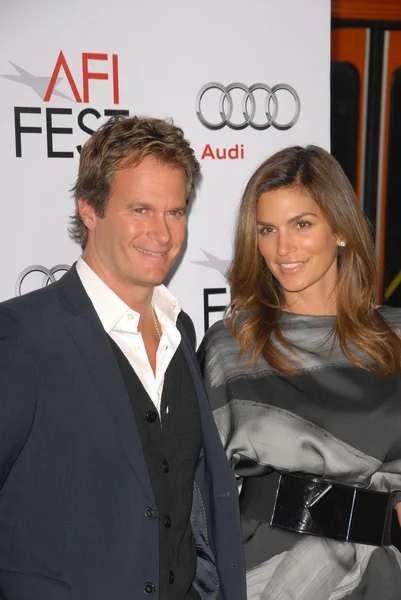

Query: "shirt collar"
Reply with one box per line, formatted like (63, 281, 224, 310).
(151, 283, 181, 326)
(76, 256, 181, 334)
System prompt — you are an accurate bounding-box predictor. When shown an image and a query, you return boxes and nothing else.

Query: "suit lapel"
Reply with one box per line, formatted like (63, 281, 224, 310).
(177, 320, 209, 416)
(56, 267, 155, 504)
(178, 320, 225, 466)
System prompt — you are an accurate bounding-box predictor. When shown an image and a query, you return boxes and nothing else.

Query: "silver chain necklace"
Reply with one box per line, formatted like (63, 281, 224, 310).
(151, 304, 162, 340)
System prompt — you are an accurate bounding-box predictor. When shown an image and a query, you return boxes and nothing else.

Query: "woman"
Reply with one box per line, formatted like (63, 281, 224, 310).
(198, 145, 401, 600)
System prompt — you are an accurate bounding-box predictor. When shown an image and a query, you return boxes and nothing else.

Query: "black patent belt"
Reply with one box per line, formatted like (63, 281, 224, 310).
(242, 472, 395, 547)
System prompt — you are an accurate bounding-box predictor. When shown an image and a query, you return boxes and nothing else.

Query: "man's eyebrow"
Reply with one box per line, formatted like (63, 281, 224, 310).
(125, 200, 150, 208)
(124, 201, 187, 211)
(168, 204, 187, 211)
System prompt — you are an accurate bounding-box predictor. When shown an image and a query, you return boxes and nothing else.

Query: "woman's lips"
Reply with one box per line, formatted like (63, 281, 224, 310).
(277, 260, 306, 274)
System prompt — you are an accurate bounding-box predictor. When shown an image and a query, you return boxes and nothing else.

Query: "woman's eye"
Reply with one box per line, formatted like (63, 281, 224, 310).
(258, 226, 274, 235)
(296, 220, 311, 229)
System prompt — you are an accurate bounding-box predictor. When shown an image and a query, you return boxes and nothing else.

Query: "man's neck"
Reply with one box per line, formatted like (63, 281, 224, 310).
(81, 254, 154, 315)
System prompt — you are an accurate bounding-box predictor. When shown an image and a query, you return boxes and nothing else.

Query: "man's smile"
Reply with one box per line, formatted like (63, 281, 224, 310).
(135, 246, 169, 257)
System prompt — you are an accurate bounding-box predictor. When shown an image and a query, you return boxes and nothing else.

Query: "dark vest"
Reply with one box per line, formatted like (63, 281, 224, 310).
(109, 338, 202, 600)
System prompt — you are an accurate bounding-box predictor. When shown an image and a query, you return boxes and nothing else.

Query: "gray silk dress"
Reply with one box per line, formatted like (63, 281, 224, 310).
(198, 306, 401, 600)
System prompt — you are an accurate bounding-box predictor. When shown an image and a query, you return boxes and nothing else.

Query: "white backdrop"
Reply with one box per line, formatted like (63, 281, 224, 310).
(0, 0, 330, 343)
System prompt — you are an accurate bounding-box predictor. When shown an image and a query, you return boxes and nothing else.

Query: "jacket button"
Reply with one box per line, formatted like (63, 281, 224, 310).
(145, 507, 155, 519)
(164, 515, 171, 529)
(143, 582, 155, 595)
(162, 459, 169, 473)
(145, 410, 157, 423)
(169, 570, 174, 584)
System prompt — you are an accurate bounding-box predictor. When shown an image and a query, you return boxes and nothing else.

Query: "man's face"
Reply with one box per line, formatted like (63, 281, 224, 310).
(80, 155, 187, 301)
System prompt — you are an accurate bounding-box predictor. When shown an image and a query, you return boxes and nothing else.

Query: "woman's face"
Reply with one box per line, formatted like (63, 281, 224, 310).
(256, 186, 342, 314)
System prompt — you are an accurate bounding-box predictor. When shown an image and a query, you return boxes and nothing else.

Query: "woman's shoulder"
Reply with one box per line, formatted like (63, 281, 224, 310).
(201, 311, 252, 344)
(377, 305, 401, 332)
(200, 318, 236, 349)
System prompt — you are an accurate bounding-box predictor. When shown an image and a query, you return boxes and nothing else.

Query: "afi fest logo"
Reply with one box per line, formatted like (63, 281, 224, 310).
(1, 51, 129, 158)
(192, 250, 231, 332)
(196, 80, 301, 161)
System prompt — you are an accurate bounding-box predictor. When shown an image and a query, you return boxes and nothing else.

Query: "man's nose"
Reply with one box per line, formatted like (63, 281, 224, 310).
(148, 216, 171, 245)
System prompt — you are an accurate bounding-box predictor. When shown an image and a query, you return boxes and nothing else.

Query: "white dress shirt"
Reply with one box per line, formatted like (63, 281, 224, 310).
(76, 257, 181, 414)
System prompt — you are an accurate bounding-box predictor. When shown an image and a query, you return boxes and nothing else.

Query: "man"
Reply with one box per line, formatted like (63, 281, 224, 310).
(0, 116, 246, 600)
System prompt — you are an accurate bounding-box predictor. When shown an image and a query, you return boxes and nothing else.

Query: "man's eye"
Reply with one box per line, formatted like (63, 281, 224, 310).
(133, 207, 147, 214)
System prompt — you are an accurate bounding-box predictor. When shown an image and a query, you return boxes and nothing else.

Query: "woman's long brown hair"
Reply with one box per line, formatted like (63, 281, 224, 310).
(228, 145, 401, 376)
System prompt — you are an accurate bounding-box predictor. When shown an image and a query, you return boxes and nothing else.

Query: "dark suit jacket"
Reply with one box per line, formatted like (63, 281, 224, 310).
(0, 267, 246, 600)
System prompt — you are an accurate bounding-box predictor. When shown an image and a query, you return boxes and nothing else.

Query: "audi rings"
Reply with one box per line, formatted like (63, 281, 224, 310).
(196, 82, 301, 131)
(15, 264, 70, 296)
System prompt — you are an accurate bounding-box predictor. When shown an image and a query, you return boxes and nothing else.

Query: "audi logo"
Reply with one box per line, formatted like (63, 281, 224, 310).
(196, 82, 301, 131)
(15, 264, 70, 296)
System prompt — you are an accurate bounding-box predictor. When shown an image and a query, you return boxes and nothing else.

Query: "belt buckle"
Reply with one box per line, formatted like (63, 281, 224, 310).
(306, 479, 393, 545)
(307, 481, 356, 541)
(270, 473, 393, 546)
(270, 473, 334, 536)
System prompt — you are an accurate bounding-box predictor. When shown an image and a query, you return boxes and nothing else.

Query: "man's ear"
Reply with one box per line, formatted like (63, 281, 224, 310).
(78, 198, 97, 232)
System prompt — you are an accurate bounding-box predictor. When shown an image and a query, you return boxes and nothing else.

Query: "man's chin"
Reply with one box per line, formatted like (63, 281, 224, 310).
(136, 273, 169, 288)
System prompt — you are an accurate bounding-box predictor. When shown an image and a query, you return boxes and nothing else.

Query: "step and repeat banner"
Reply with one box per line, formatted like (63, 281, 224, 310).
(0, 0, 330, 342)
